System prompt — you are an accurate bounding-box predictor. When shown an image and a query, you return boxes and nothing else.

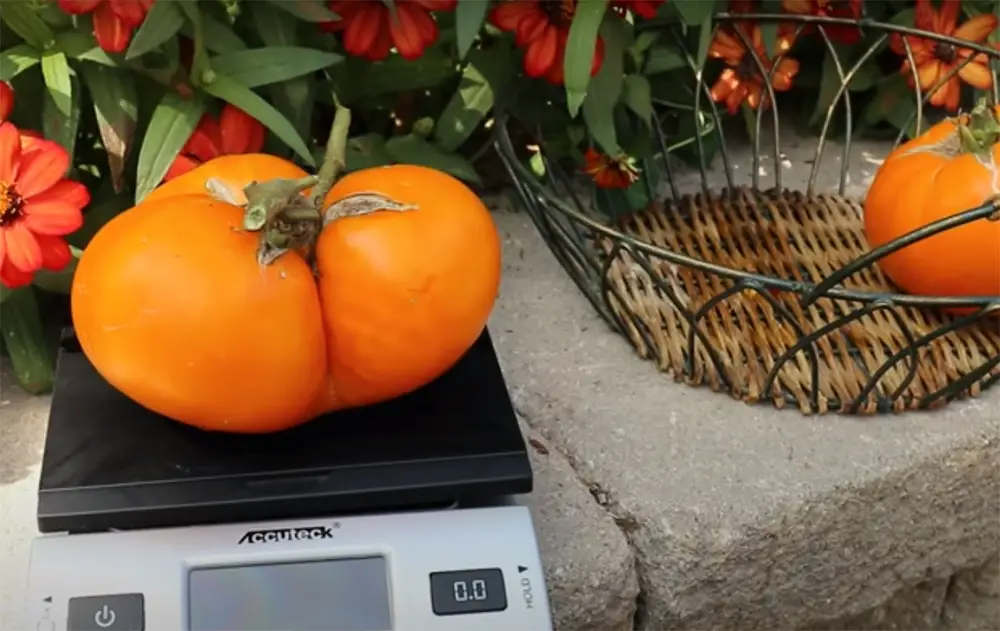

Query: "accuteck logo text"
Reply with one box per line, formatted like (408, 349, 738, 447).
(238, 525, 336, 545)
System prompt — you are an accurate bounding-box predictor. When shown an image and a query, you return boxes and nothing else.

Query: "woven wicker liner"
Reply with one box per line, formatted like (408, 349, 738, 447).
(599, 187, 1000, 414)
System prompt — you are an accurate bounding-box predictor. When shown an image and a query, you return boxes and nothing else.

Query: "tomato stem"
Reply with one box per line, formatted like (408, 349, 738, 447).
(310, 96, 352, 213)
(956, 97, 1000, 156)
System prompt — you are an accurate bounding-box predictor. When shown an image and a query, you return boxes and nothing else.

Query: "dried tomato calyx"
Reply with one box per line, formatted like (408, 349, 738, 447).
(956, 98, 1000, 156)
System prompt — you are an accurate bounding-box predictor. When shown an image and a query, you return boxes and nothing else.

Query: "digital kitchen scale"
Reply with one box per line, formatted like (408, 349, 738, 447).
(25, 329, 553, 631)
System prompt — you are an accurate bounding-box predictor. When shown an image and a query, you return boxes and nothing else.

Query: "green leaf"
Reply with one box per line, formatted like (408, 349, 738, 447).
(251, 3, 314, 144)
(643, 43, 686, 74)
(582, 16, 628, 154)
(455, 0, 489, 60)
(345, 133, 394, 171)
(0, 1, 55, 49)
(621, 74, 652, 126)
(0, 44, 40, 81)
(209, 46, 342, 88)
(435, 44, 513, 152)
(179, 13, 248, 54)
(385, 134, 481, 184)
(32, 246, 82, 295)
(564, 0, 609, 117)
(201, 73, 316, 165)
(694, 16, 714, 71)
(264, 0, 340, 22)
(135, 91, 205, 203)
(126, 0, 186, 60)
(40, 50, 72, 117)
(0, 288, 54, 395)
(55, 31, 118, 66)
(42, 70, 81, 163)
(672, 0, 715, 25)
(81, 63, 139, 192)
(343, 47, 455, 102)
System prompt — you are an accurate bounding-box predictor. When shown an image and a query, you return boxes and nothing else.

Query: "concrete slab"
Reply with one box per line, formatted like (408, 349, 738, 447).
(0, 361, 636, 631)
(488, 127, 1000, 630)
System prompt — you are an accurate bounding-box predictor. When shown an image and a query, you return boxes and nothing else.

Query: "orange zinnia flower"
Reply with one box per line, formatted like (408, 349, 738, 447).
(708, 24, 799, 114)
(889, 0, 997, 112)
(57, 0, 154, 54)
(611, 0, 665, 19)
(0, 122, 89, 289)
(582, 148, 640, 189)
(491, 0, 605, 85)
(0, 82, 12, 123)
(781, 0, 863, 44)
(164, 105, 266, 182)
(321, 0, 457, 61)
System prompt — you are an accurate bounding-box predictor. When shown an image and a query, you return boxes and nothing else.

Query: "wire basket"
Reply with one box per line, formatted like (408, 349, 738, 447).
(494, 10, 1000, 415)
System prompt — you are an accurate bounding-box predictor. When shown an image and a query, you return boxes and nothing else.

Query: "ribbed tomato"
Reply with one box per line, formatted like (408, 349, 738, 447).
(864, 102, 1000, 305)
(71, 155, 502, 433)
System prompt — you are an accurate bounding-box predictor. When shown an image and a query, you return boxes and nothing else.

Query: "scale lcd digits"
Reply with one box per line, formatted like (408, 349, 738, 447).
(25, 329, 553, 631)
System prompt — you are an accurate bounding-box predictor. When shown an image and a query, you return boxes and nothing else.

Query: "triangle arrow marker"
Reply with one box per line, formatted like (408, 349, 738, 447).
(517, 565, 528, 573)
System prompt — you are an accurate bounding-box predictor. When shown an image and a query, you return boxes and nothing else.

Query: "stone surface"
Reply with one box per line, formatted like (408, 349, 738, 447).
(488, 126, 1000, 631)
(0, 362, 636, 631)
(519, 418, 639, 631)
(941, 553, 1000, 631)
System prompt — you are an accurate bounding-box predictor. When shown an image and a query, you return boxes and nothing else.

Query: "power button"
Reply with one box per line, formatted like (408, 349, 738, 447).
(67, 594, 144, 631)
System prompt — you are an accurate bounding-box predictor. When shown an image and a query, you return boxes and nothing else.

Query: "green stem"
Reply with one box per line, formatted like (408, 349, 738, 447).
(310, 97, 352, 212)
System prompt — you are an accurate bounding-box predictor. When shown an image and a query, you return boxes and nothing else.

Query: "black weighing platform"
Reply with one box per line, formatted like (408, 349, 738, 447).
(38, 329, 533, 534)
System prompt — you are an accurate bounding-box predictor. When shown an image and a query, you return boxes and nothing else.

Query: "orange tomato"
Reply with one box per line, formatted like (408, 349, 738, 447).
(863, 106, 1000, 305)
(71, 157, 502, 433)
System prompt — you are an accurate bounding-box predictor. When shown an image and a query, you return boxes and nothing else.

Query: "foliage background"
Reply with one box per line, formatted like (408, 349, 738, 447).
(0, 0, 997, 394)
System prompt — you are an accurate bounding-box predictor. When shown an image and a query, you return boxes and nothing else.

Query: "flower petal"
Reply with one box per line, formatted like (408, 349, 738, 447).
(4, 221, 42, 273)
(935, 0, 960, 34)
(13, 140, 68, 199)
(523, 24, 559, 78)
(0, 258, 34, 289)
(343, 3, 384, 57)
(409, 0, 458, 11)
(36, 235, 73, 272)
(57, 0, 103, 14)
(108, 0, 148, 27)
(184, 116, 223, 161)
(389, 3, 430, 60)
(22, 180, 88, 236)
(367, 26, 395, 61)
(958, 60, 995, 90)
(0, 81, 13, 122)
(163, 154, 201, 182)
(219, 105, 265, 155)
(953, 14, 999, 43)
(916, 59, 942, 92)
(515, 11, 548, 47)
(491, 0, 536, 32)
(92, 1, 133, 53)
(0, 121, 21, 184)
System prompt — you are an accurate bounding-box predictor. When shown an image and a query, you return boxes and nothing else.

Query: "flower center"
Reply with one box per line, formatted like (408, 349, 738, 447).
(934, 41, 958, 64)
(0, 181, 24, 227)
(538, 0, 577, 27)
(737, 54, 765, 81)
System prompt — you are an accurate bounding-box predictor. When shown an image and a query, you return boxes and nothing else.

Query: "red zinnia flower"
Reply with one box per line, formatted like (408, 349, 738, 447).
(163, 105, 266, 182)
(889, 0, 997, 111)
(491, 0, 605, 85)
(709, 24, 800, 114)
(782, 0, 863, 44)
(0, 82, 13, 123)
(582, 148, 640, 189)
(0, 122, 89, 289)
(321, 0, 457, 61)
(611, 0, 665, 19)
(57, 0, 155, 54)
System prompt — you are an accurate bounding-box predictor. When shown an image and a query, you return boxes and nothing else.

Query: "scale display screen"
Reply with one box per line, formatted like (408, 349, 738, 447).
(187, 556, 391, 631)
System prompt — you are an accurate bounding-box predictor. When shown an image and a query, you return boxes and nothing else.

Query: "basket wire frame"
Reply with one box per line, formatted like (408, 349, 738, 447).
(495, 11, 1000, 415)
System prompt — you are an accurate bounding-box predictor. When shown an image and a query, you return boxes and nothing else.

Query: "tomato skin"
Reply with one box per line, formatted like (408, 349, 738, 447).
(71, 194, 328, 433)
(863, 110, 1000, 307)
(72, 158, 502, 433)
(144, 153, 310, 206)
(313, 165, 502, 410)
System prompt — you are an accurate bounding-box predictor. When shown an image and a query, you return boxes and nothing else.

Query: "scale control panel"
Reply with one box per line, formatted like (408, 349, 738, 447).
(25, 505, 552, 631)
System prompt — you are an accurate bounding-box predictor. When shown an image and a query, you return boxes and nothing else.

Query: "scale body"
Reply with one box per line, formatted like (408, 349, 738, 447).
(25, 330, 553, 631)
